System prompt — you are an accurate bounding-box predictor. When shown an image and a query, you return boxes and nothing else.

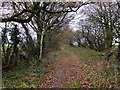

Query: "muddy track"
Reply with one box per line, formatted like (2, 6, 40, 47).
(41, 50, 91, 88)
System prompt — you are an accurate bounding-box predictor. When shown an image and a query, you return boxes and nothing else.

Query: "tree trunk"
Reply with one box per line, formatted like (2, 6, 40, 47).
(117, 42, 120, 63)
(39, 28, 45, 62)
(0, 36, 2, 86)
(78, 41, 81, 47)
(21, 23, 33, 42)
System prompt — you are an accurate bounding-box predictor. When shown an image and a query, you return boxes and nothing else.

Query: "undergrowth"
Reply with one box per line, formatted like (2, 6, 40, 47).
(2, 50, 59, 88)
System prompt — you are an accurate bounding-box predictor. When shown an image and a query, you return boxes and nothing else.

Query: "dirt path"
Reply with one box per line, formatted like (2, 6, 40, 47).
(41, 50, 91, 88)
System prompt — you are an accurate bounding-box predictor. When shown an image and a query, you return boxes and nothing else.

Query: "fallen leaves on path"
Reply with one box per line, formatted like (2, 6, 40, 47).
(41, 50, 92, 88)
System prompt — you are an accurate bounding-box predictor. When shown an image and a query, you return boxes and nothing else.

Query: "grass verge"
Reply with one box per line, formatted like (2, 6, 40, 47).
(65, 46, 120, 88)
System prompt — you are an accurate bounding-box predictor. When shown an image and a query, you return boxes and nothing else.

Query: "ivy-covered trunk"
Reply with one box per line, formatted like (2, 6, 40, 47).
(9, 25, 20, 67)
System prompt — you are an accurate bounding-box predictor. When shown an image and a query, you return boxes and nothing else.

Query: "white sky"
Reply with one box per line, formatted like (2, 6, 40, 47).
(69, 5, 87, 31)
(0, 3, 119, 45)
(0, 3, 87, 41)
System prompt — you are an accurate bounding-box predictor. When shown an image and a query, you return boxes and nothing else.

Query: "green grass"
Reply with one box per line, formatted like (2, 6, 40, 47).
(65, 46, 102, 62)
(65, 52, 70, 56)
(65, 46, 120, 88)
(66, 81, 81, 88)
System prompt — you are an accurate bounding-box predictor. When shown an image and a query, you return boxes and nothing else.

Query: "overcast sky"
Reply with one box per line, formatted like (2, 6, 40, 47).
(69, 5, 87, 31)
(0, 3, 87, 41)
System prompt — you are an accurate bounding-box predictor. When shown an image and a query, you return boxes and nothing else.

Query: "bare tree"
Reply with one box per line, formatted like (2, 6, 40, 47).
(76, 2, 119, 51)
(1, 2, 94, 62)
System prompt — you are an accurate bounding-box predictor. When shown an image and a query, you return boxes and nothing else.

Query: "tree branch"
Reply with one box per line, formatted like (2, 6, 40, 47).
(2, 14, 34, 23)
(2, 2, 40, 23)
(43, 2, 95, 14)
